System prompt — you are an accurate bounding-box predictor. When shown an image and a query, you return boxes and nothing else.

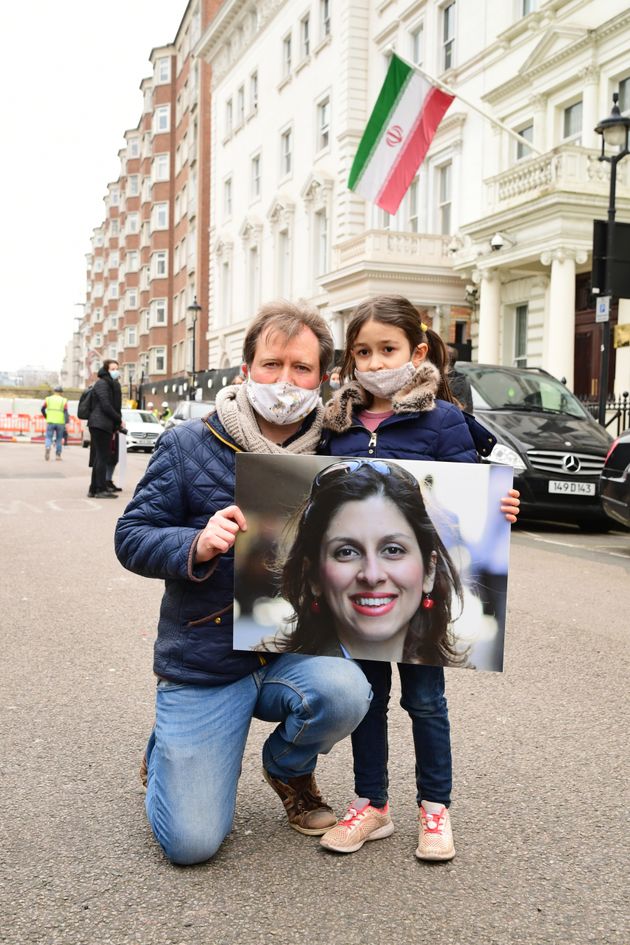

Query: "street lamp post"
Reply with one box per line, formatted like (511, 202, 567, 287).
(594, 92, 630, 426)
(187, 296, 202, 401)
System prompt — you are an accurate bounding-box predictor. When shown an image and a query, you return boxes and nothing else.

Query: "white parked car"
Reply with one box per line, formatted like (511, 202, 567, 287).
(121, 408, 162, 452)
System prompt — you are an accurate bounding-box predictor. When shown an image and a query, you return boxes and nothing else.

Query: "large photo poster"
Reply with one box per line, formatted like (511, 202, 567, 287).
(233, 454, 513, 672)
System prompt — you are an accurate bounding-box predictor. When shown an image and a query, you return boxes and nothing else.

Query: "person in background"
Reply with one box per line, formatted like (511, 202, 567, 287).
(42, 386, 69, 461)
(445, 345, 474, 414)
(104, 369, 124, 493)
(159, 402, 173, 424)
(329, 366, 342, 390)
(88, 360, 126, 499)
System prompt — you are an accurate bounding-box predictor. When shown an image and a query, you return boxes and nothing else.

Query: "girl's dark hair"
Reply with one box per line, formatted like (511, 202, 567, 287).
(102, 359, 119, 372)
(278, 462, 465, 666)
(340, 294, 457, 405)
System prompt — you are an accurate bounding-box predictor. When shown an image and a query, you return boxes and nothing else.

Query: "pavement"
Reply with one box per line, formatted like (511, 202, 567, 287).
(1, 443, 628, 945)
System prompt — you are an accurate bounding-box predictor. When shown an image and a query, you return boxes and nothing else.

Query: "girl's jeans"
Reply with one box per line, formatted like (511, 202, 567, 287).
(351, 660, 452, 808)
(145, 654, 371, 865)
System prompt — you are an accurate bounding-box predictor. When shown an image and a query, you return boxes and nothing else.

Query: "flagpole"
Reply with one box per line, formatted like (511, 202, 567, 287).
(387, 48, 545, 156)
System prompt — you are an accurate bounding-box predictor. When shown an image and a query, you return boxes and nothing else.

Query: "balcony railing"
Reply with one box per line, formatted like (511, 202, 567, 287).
(333, 229, 452, 269)
(485, 145, 630, 210)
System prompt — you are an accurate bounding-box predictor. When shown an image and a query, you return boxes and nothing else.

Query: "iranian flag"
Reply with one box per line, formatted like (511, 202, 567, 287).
(348, 54, 454, 215)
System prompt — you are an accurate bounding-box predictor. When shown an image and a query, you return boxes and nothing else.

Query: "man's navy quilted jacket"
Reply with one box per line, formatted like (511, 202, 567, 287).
(115, 413, 266, 685)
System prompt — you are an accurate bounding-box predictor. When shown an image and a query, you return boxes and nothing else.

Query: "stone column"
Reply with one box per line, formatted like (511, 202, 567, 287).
(615, 298, 630, 395)
(540, 248, 587, 388)
(475, 268, 501, 363)
(579, 66, 600, 150)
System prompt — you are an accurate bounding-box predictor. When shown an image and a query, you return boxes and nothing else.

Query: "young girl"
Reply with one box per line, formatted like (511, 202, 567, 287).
(318, 294, 519, 861)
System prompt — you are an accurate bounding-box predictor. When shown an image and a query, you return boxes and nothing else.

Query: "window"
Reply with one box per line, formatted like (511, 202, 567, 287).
(315, 209, 328, 275)
(282, 34, 292, 77)
(281, 128, 292, 176)
(248, 245, 260, 312)
(619, 77, 630, 114)
(438, 162, 452, 234)
(110, 219, 119, 236)
(250, 71, 258, 113)
(150, 299, 167, 325)
(251, 153, 261, 199)
(152, 202, 169, 230)
(156, 57, 171, 83)
(236, 86, 245, 127)
(515, 123, 534, 160)
(320, 0, 330, 38)
(153, 153, 169, 181)
(317, 98, 330, 151)
(127, 250, 139, 272)
(563, 100, 582, 142)
(224, 177, 232, 218)
(152, 251, 168, 278)
(225, 98, 233, 136)
(522, 0, 536, 14)
(152, 347, 167, 373)
(128, 137, 140, 158)
(110, 188, 120, 206)
(221, 260, 231, 323)
(410, 23, 423, 64)
(442, 2, 455, 72)
(109, 250, 119, 270)
(128, 174, 139, 197)
(126, 289, 138, 309)
(514, 305, 528, 367)
(126, 325, 138, 347)
(407, 177, 419, 232)
(154, 106, 170, 134)
(301, 15, 310, 58)
(278, 229, 291, 296)
(108, 284, 119, 299)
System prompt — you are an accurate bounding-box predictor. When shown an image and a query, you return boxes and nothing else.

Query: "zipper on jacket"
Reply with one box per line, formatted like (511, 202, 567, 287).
(367, 431, 378, 454)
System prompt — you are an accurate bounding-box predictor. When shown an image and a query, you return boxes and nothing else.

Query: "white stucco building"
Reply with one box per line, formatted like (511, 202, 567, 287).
(198, 0, 630, 398)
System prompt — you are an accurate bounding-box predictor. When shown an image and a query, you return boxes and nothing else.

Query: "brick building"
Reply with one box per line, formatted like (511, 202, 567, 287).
(77, 1, 218, 402)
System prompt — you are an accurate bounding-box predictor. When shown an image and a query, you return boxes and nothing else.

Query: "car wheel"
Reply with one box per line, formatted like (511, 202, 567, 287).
(577, 515, 612, 533)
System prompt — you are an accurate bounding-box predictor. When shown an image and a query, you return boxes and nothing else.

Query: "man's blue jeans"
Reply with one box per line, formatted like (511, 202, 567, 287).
(145, 654, 371, 865)
(351, 661, 452, 808)
(45, 423, 65, 456)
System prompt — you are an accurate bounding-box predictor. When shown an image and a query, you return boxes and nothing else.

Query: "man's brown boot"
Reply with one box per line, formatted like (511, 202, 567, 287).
(263, 768, 337, 835)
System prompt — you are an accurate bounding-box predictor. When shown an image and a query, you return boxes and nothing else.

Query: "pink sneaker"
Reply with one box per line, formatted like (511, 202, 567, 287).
(320, 798, 394, 853)
(416, 804, 455, 861)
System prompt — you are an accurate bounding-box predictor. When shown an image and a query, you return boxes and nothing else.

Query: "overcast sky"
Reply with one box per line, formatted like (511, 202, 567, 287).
(0, 1, 187, 373)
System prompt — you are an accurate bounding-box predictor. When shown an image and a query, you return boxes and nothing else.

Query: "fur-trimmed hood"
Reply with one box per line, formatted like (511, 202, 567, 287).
(323, 361, 440, 433)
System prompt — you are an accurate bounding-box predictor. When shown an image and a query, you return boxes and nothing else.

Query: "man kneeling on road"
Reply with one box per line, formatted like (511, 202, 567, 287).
(115, 301, 372, 866)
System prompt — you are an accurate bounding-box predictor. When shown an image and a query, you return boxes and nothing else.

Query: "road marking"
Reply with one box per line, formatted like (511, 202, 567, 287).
(0, 499, 101, 514)
(517, 530, 630, 561)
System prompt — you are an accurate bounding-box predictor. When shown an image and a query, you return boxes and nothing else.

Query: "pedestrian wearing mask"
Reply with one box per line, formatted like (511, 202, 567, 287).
(115, 300, 371, 866)
(88, 360, 126, 499)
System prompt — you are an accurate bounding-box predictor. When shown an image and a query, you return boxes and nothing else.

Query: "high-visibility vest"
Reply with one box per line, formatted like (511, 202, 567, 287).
(44, 394, 67, 425)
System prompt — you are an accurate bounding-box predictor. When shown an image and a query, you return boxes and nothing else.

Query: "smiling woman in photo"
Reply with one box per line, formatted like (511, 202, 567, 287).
(277, 460, 465, 666)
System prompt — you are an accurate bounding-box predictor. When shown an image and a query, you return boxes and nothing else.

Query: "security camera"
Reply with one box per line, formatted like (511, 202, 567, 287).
(490, 232, 505, 251)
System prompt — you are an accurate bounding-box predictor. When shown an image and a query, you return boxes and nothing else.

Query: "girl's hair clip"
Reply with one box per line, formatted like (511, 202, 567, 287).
(420, 322, 428, 332)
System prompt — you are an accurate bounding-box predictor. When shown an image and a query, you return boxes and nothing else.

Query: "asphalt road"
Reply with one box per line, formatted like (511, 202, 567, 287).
(1, 443, 628, 945)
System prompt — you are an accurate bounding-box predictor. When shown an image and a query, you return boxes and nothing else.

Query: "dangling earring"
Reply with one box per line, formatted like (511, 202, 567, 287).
(310, 599, 321, 615)
(421, 592, 435, 610)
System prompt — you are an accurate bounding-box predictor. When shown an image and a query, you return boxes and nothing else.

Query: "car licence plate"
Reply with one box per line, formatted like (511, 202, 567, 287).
(548, 480, 596, 496)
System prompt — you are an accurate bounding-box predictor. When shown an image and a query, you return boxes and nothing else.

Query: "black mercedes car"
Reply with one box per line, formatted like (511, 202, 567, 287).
(456, 364, 613, 529)
(599, 429, 630, 528)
